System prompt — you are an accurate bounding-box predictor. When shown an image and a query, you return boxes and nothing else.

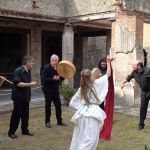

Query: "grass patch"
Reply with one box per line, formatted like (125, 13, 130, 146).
(0, 106, 150, 150)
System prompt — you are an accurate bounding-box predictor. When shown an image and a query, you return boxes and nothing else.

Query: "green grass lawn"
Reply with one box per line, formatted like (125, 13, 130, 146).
(0, 106, 150, 150)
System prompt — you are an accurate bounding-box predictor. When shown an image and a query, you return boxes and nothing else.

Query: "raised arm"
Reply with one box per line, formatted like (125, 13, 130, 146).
(121, 73, 134, 89)
(106, 56, 112, 78)
(121, 81, 128, 89)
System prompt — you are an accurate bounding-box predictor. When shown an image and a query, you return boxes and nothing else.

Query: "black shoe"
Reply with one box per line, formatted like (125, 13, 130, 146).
(57, 122, 67, 126)
(8, 134, 17, 139)
(138, 125, 144, 130)
(22, 132, 34, 136)
(46, 122, 52, 128)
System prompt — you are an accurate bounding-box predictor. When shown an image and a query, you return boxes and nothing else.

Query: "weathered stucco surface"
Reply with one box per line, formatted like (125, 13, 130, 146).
(125, 0, 150, 14)
(0, 0, 66, 17)
(0, 0, 116, 17)
(65, 0, 116, 17)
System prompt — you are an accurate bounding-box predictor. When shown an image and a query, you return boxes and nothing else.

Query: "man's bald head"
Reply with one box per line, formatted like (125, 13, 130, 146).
(50, 54, 59, 68)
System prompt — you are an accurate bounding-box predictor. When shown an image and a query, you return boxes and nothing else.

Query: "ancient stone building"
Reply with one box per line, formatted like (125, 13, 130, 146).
(0, 0, 150, 107)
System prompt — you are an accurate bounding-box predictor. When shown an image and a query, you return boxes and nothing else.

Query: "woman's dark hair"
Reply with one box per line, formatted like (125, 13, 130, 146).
(98, 58, 107, 69)
(22, 55, 33, 65)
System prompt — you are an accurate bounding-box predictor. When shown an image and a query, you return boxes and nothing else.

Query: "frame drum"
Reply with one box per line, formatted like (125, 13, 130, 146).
(57, 60, 76, 79)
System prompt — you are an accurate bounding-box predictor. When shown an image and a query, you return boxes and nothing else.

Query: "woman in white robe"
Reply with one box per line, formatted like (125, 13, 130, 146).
(69, 57, 111, 150)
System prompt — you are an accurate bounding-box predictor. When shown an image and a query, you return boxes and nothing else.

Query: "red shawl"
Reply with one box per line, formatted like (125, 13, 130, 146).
(100, 69, 114, 140)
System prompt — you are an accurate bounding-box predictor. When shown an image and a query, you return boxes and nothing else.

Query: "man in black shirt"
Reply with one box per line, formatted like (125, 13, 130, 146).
(43, 54, 66, 128)
(121, 60, 150, 130)
(8, 56, 37, 138)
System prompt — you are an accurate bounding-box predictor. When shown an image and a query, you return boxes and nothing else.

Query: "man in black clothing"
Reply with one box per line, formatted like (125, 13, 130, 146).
(8, 56, 37, 139)
(121, 60, 150, 130)
(43, 54, 66, 128)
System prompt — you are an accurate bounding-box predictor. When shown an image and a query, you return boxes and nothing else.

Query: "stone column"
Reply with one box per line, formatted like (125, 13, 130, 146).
(82, 37, 88, 68)
(62, 24, 74, 86)
(111, 11, 144, 106)
(31, 25, 41, 83)
(27, 34, 31, 55)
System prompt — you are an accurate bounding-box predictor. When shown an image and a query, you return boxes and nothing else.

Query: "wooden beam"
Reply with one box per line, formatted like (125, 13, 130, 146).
(0, 8, 66, 23)
(69, 12, 115, 23)
(73, 21, 111, 29)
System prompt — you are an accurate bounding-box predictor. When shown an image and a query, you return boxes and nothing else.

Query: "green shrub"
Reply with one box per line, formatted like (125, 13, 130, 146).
(59, 84, 76, 105)
(145, 145, 150, 150)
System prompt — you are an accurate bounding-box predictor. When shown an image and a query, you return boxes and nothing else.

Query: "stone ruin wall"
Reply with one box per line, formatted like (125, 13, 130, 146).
(83, 36, 107, 70)
(65, 0, 116, 17)
(125, 0, 150, 14)
(0, 0, 66, 17)
(0, 0, 116, 17)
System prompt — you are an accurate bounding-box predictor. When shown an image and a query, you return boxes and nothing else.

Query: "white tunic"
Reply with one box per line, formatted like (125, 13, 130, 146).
(69, 75, 108, 150)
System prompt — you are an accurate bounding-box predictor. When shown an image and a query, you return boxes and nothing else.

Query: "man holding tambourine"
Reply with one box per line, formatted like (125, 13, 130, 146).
(42, 54, 76, 128)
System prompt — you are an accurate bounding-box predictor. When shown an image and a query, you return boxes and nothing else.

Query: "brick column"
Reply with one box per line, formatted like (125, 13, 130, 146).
(111, 11, 144, 106)
(31, 25, 41, 82)
(62, 24, 74, 86)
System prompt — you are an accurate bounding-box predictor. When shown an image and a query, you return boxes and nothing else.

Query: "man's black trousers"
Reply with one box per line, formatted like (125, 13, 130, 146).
(140, 93, 150, 126)
(44, 89, 62, 124)
(8, 100, 29, 135)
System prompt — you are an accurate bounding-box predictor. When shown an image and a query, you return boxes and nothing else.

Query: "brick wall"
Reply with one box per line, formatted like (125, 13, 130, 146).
(112, 12, 144, 106)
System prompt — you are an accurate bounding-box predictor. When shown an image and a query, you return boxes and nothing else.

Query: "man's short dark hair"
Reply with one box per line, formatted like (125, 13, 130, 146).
(22, 56, 33, 65)
(137, 62, 144, 68)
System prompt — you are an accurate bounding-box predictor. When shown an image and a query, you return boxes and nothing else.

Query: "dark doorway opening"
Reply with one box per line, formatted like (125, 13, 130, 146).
(0, 27, 30, 87)
(42, 31, 62, 67)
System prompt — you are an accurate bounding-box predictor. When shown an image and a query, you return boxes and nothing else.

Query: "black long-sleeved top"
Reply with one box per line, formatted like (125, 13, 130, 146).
(42, 64, 64, 91)
(126, 67, 150, 93)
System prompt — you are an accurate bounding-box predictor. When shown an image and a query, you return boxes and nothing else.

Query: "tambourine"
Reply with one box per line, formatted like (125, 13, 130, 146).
(57, 60, 76, 79)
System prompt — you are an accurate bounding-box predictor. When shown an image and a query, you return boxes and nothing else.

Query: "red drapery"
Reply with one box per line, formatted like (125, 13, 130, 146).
(100, 69, 114, 140)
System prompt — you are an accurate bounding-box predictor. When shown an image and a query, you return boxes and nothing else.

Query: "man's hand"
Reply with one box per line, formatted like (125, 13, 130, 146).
(107, 56, 116, 63)
(0, 76, 6, 86)
(121, 83, 124, 89)
(31, 81, 38, 86)
(111, 57, 116, 62)
(121, 80, 128, 89)
(53, 75, 60, 80)
(106, 56, 111, 63)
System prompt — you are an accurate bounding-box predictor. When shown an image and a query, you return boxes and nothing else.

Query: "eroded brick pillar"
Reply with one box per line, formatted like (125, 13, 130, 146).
(111, 11, 144, 106)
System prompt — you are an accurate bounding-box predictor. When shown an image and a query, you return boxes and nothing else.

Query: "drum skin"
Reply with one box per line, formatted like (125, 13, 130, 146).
(57, 60, 76, 79)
